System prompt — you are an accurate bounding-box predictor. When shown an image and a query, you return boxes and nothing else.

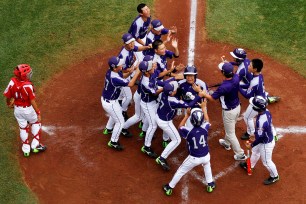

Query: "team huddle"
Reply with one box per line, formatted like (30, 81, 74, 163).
(3, 3, 281, 198)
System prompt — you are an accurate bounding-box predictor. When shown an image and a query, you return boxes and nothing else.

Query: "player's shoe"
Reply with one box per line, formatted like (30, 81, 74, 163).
(139, 131, 146, 138)
(121, 129, 133, 138)
(103, 128, 113, 135)
(32, 144, 47, 153)
(264, 175, 279, 185)
(141, 146, 157, 158)
(108, 141, 123, 151)
(219, 139, 231, 150)
(162, 140, 171, 148)
(234, 153, 247, 161)
(24, 152, 30, 157)
(241, 132, 250, 140)
(274, 134, 279, 142)
(267, 96, 280, 104)
(163, 184, 173, 196)
(156, 156, 170, 171)
(207, 182, 216, 193)
(122, 111, 129, 121)
(138, 121, 143, 129)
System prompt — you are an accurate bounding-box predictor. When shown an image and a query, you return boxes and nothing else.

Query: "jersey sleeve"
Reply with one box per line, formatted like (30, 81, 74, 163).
(3, 80, 14, 98)
(211, 86, 225, 100)
(111, 75, 129, 87)
(179, 126, 191, 139)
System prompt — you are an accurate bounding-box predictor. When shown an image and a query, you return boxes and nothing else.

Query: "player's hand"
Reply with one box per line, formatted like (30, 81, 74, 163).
(170, 26, 177, 34)
(175, 63, 185, 73)
(245, 141, 251, 149)
(192, 83, 202, 93)
(249, 135, 255, 142)
(171, 38, 178, 48)
(186, 107, 191, 116)
(37, 114, 41, 123)
(198, 99, 207, 109)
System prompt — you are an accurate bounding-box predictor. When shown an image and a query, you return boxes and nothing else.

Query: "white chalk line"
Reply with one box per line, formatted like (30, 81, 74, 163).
(187, 0, 197, 66)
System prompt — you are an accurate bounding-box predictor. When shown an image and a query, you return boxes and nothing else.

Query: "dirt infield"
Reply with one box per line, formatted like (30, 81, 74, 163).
(20, 0, 306, 203)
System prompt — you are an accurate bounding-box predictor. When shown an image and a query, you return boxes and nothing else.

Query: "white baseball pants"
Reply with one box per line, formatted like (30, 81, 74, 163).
(140, 100, 158, 147)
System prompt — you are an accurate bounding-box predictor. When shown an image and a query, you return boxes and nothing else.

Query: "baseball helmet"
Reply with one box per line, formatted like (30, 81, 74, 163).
(163, 81, 179, 95)
(249, 95, 267, 111)
(184, 65, 197, 78)
(230, 48, 247, 60)
(139, 61, 153, 73)
(190, 108, 204, 127)
(14, 64, 32, 81)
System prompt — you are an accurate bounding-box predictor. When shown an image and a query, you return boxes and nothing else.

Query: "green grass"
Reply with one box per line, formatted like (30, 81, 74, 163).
(206, 0, 306, 77)
(0, 0, 153, 203)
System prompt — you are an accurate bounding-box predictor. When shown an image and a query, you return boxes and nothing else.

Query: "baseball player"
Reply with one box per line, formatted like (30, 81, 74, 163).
(230, 48, 280, 104)
(139, 60, 164, 158)
(197, 62, 246, 161)
(240, 96, 279, 185)
(239, 59, 278, 140)
(101, 56, 140, 150)
(118, 33, 151, 121)
(3, 64, 46, 157)
(155, 81, 201, 171)
(128, 3, 151, 62)
(143, 19, 177, 56)
(163, 101, 215, 196)
(152, 39, 180, 79)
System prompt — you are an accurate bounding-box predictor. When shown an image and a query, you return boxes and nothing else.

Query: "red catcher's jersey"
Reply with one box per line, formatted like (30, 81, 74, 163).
(3, 77, 35, 106)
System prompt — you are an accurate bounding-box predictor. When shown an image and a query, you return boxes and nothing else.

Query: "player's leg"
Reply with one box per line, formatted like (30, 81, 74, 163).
(242, 104, 258, 140)
(159, 120, 181, 159)
(123, 91, 142, 130)
(222, 106, 245, 160)
(201, 153, 215, 192)
(168, 155, 198, 188)
(250, 145, 261, 168)
(260, 140, 279, 178)
(121, 87, 133, 120)
(14, 108, 31, 156)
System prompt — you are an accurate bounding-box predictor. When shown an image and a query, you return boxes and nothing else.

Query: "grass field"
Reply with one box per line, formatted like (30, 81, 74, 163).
(0, 0, 305, 203)
(0, 1, 153, 203)
(206, 0, 306, 77)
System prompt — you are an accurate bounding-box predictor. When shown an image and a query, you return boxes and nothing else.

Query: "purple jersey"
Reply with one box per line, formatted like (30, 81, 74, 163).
(143, 29, 169, 56)
(179, 122, 211, 157)
(118, 46, 139, 70)
(251, 109, 274, 147)
(157, 93, 201, 121)
(178, 78, 208, 103)
(232, 58, 253, 88)
(128, 16, 151, 40)
(239, 74, 267, 99)
(211, 74, 240, 110)
(153, 50, 176, 73)
(140, 74, 159, 103)
(102, 70, 129, 100)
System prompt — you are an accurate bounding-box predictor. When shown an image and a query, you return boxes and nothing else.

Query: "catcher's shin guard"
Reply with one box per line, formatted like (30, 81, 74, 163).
(20, 125, 31, 154)
(31, 122, 42, 149)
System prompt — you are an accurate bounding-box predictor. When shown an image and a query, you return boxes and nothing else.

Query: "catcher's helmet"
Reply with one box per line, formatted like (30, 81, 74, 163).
(14, 64, 32, 81)
(249, 95, 267, 111)
(163, 81, 178, 95)
(190, 108, 204, 127)
(230, 48, 247, 60)
(184, 65, 197, 78)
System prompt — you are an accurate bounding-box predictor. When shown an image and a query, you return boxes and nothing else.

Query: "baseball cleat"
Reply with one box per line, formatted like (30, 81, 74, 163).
(138, 121, 143, 129)
(156, 156, 170, 171)
(241, 132, 250, 140)
(141, 146, 157, 158)
(162, 140, 171, 148)
(121, 129, 133, 138)
(103, 128, 113, 135)
(219, 139, 231, 150)
(32, 144, 47, 153)
(207, 182, 216, 193)
(274, 134, 279, 142)
(139, 131, 146, 138)
(234, 153, 247, 161)
(108, 141, 123, 151)
(264, 175, 279, 185)
(163, 184, 173, 196)
(24, 152, 30, 157)
(267, 96, 280, 104)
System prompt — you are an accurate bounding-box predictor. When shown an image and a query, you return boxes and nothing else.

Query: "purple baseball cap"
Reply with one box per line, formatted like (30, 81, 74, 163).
(151, 19, 164, 31)
(108, 56, 124, 68)
(218, 62, 234, 74)
(122, 33, 135, 44)
(143, 55, 154, 62)
(139, 61, 153, 73)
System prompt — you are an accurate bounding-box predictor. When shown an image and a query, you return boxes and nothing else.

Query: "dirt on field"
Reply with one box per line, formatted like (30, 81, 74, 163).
(20, 0, 306, 203)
